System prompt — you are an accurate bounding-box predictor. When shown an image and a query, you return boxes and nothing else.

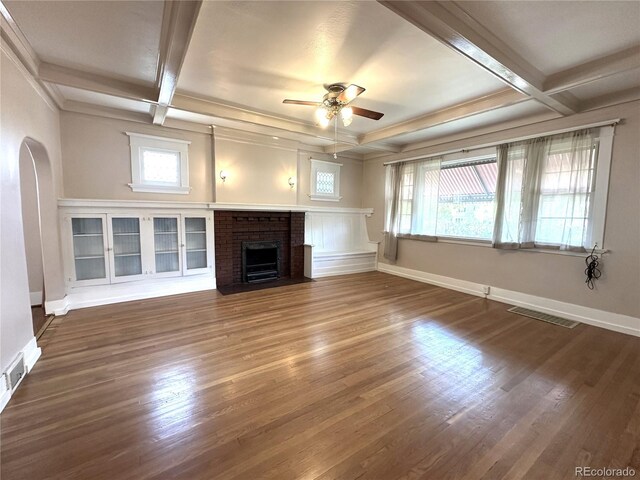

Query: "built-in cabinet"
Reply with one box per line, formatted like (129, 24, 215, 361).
(63, 212, 213, 287)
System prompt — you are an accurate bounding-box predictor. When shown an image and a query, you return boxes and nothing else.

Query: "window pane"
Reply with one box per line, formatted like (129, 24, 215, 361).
(142, 149, 180, 184)
(316, 171, 335, 194)
(435, 161, 497, 239)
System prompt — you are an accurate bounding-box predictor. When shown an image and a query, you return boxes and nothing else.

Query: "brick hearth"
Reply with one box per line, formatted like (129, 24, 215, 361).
(214, 211, 305, 287)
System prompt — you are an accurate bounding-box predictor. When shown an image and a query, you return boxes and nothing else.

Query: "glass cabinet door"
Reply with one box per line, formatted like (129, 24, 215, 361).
(184, 217, 208, 274)
(153, 217, 180, 275)
(109, 217, 143, 281)
(71, 217, 108, 283)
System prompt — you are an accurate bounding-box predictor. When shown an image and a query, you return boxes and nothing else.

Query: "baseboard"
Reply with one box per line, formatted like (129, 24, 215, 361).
(377, 263, 487, 298)
(377, 263, 640, 337)
(45, 297, 70, 316)
(0, 336, 41, 413)
(30, 291, 42, 306)
(0, 375, 10, 412)
(65, 275, 216, 311)
(488, 287, 640, 338)
(23, 337, 42, 372)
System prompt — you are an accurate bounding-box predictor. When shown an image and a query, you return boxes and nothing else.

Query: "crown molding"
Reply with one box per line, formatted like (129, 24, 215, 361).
(544, 46, 640, 94)
(0, 1, 64, 109)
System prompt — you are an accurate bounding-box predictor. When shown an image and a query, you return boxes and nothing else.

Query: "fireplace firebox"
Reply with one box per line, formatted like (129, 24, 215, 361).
(242, 241, 281, 283)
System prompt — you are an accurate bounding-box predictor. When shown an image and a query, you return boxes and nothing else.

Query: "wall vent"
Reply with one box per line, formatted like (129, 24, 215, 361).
(7, 354, 26, 391)
(508, 306, 580, 329)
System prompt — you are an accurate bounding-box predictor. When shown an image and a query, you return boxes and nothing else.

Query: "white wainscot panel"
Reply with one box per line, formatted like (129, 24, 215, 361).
(304, 212, 378, 278)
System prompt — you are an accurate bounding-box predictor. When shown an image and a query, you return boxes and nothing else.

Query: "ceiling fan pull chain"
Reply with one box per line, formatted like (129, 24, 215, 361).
(334, 118, 338, 159)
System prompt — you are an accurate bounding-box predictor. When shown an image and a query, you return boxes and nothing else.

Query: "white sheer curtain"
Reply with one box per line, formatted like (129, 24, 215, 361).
(384, 157, 442, 261)
(493, 129, 597, 251)
(383, 162, 403, 261)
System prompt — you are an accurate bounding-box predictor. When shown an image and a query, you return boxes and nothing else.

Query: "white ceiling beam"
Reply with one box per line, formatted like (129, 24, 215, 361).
(544, 46, 640, 94)
(39, 62, 157, 103)
(64, 100, 213, 134)
(153, 0, 202, 125)
(359, 88, 526, 146)
(378, 1, 580, 115)
(171, 93, 360, 146)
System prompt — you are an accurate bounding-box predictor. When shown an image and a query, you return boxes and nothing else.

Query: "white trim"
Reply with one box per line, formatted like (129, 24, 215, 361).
(0, 375, 10, 412)
(23, 337, 41, 372)
(58, 199, 373, 215)
(310, 159, 342, 202)
(59, 198, 210, 210)
(309, 159, 344, 168)
(377, 263, 640, 337)
(210, 202, 373, 214)
(126, 132, 190, 194)
(308, 195, 342, 202)
(0, 337, 41, 413)
(30, 291, 43, 306)
(128, 184, 191, 194)
(378, 263, 486, 297)
(44, 296, 70, 316)
(382, 118, 621, 165)
(64, 274, 216, 311)
(592, 126, 614, 247)
(124, 132, 191, 144)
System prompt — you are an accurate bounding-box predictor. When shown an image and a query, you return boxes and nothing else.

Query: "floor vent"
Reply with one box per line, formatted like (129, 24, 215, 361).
(7, 354, 26, 391)
(508, 306, 580, 329)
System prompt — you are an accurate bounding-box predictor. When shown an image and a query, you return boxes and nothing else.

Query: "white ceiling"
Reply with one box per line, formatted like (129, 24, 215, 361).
(457, 1, 640, 75)
(3, 0, 639, 156)
(177, 1, 506, 134)
(5, 0, 163, 85)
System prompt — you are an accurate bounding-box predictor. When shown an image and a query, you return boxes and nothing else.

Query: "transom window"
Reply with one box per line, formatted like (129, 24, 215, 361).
(310, 159, 342, 202)
(127, 132, 191, 194)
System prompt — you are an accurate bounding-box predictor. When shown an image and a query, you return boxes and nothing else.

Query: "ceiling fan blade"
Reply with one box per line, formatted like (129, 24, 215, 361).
(351, 106, 384, 120)
(283, 99, 321, 106)
(337, 84, 365, 104)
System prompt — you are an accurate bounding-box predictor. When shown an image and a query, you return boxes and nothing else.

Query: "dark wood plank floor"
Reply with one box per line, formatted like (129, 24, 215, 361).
(2, 272, 639, 480)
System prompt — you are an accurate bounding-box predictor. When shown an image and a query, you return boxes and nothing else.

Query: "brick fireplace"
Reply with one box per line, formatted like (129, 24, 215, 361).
(214, 210, 305, 287)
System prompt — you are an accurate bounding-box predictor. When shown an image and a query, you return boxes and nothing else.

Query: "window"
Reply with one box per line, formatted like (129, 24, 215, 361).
(494, 126, 613, 250)
(385, 125, 614, 256)
(127, 132, 190, 194)
(309, 159, 342, 202)
(392, 149, 498, 241)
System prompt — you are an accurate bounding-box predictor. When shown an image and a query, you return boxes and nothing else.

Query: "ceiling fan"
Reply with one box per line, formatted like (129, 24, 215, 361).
(283, 83, 384, 128)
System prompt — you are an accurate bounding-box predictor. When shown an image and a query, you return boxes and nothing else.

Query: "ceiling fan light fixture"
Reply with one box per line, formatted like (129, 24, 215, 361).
(341, 106, 353, 126)
(315, 106, 330, 128)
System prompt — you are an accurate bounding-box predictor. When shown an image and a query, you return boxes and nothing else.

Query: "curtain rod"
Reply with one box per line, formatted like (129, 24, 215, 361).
(383, 118, 620, 166)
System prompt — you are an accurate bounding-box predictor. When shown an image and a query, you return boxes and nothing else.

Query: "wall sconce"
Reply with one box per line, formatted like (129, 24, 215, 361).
(288, 177, 295, 189)
(219, 170, 228, 183)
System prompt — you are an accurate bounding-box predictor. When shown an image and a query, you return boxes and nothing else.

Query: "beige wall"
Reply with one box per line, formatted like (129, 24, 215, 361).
(61, 112, 214, 202)
(19, 151, 44, 303)
(1, 46, 65, 372)
(297, 151, 363, 208)
(364, 101, 640, 319)
(212, 134, 364, 208)
(214, 135, 298, 205)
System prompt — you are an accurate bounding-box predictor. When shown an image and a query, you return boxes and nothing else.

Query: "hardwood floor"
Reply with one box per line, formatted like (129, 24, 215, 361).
(2, 272, 638, 480)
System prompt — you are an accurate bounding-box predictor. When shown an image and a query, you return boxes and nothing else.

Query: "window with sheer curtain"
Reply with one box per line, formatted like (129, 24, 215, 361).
(383, 126, 614, 261)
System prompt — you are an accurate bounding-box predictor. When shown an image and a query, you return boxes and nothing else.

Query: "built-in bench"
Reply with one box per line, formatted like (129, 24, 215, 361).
(303, 210, 378, 278)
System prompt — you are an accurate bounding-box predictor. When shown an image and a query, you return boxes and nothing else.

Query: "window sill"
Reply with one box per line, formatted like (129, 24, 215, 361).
(128, 184, 191, 195)
(308, 194, 342, 202)
(388, 232, 608, 257)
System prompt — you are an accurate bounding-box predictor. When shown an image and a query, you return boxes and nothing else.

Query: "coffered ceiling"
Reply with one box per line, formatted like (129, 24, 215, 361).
(2, 0, 639, 157)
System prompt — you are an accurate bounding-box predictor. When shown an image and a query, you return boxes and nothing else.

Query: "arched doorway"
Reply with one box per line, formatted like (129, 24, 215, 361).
(18, 138, 65, 335)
